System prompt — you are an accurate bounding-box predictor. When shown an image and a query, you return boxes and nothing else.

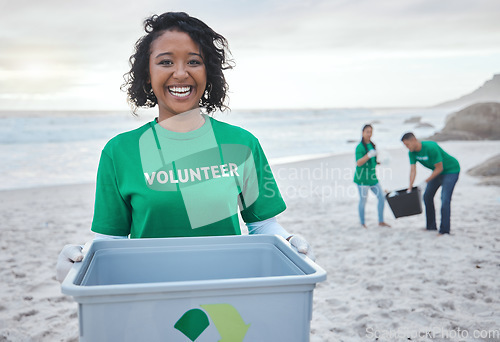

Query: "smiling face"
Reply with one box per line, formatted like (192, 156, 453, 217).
(148, 30, 207, 119)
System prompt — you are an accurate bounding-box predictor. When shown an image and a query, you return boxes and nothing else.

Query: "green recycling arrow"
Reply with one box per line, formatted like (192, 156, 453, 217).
(174, 308, 210, 341)
(201, 304, 250, 342)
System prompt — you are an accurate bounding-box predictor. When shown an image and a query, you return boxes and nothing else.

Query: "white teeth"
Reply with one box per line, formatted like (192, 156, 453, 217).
(168, 86, 192, 97)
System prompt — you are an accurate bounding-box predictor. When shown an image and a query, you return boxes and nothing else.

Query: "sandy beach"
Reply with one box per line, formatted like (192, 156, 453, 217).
(0, 140, 499, 341)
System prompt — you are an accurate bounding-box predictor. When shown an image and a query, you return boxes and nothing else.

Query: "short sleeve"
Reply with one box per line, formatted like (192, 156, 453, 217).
(409, 151, 416, 164)
(239, 140, 286, 223)
(91, 151, 132, 236)
(355, 144, 366, 161)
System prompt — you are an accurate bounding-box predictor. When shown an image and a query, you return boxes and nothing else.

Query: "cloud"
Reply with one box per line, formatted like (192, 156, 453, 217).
(0, 0, 499, 109)
(224, 0, 500, 51)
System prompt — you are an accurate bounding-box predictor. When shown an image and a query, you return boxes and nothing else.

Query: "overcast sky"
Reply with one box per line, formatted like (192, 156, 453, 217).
(1, 0, 499, 110)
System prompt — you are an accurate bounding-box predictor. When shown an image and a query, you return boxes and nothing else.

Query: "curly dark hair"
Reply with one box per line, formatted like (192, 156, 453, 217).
(122, 12, 234, 114)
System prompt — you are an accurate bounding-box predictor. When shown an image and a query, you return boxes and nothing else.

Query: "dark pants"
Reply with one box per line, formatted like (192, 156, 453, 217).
(423, 173, 459, 234)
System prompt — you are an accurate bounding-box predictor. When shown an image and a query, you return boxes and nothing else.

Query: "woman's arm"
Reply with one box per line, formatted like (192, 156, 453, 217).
(246, 217, 291, 239)
(94, 233, 128, 240)
(246, 217, 316, 260)
(357, 149, 377, 166)
(356, 154, 370, 166)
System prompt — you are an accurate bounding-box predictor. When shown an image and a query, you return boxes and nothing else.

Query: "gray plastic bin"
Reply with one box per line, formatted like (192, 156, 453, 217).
(61, 235, 326, 342)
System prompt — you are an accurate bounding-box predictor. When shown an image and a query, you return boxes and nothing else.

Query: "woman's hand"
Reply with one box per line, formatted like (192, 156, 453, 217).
(357, 150, 377, 166)
(56, 244, 84, 283)
(287, 235, 316, 261)
(56, 241, 92, 283)
(367, 149, 377, 158)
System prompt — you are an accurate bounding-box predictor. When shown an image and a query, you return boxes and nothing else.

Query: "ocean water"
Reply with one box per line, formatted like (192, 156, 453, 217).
(0, 107, 450, 190)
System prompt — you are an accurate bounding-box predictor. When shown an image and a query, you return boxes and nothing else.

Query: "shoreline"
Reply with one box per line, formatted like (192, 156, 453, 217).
(2, 140, 499, 193)
(0, 182, 96, 194)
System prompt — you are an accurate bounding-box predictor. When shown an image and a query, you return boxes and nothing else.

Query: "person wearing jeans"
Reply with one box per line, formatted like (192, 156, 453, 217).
(401, 132, 460, 235)
(357, 182, 386, 227)
(423, 173, 459, 234)
(354, 125, 390, 228)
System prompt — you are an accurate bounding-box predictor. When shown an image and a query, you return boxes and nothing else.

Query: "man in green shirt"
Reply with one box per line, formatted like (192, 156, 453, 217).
(401, 132, 460, 234)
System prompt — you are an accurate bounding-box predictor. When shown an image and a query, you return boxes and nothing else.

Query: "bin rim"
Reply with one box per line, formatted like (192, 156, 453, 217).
(385, 186, 420, 199)
(61, 235, 327, 298)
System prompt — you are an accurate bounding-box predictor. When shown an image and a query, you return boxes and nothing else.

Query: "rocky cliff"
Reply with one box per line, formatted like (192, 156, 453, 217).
(427, 102, 500, 141)
(434, 74, 500, 109)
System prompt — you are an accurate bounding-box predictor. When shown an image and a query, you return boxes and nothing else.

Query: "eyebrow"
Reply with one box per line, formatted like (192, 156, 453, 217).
(154, 52, 203, 59)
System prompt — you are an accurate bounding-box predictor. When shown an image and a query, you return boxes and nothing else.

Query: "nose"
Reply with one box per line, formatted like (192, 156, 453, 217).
(173, 64, 188, 80)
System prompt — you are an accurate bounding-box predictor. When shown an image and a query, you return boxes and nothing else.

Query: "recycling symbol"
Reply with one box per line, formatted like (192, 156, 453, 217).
(174, 303, 250, 341)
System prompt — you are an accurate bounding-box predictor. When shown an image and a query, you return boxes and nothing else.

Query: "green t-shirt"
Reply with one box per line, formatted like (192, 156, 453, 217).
(409, 141, 460, 173)
(91, 115, 286, 238)
(353, 142, 378, 186)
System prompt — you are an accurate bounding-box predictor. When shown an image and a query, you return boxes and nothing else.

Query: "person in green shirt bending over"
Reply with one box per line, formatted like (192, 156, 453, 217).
(354, 124, 391, 228)
(401, 132, 460, 235)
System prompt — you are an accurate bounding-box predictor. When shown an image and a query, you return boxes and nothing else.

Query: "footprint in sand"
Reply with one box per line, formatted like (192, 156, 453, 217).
(376, 299, 393, 309)
(0, 329, 32, 342)
(463, 292, 477, 300)
(366, 284, 383, 292)
(440, 301, 456, 311)
(13, 309, 38, 321)
(435, 279, 448, 286)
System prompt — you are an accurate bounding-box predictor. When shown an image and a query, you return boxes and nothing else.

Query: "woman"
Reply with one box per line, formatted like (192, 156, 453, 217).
(353, 124, 390, 228)
(56, 12, 314, 281)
